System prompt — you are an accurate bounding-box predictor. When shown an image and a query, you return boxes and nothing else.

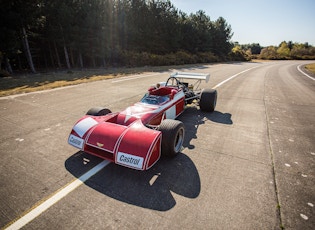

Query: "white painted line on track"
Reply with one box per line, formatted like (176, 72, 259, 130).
(5, 65, 261, 229)
(297, 64, 315, 81)
(5, 160, 110, 230)
(112, 72, 161, 83)
(213, 66, 260, 89)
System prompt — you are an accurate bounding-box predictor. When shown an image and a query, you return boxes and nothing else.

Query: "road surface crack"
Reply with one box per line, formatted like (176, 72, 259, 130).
(263, 74, 284, 229)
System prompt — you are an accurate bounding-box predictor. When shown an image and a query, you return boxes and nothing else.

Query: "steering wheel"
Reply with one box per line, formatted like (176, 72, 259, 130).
(165, 76, 185, 89)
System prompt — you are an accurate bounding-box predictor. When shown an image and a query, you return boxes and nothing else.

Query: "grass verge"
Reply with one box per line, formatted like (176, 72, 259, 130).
(0, 65, 189, 97)
(305, 63, 315, 74)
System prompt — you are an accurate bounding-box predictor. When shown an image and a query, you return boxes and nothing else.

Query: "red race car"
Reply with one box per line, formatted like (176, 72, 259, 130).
(68, 72, 217, 170)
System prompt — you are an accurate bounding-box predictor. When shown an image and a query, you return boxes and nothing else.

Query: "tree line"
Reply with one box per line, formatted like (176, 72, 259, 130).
(259, 41, 315, 60)
(1, 0, 314, 76)
(232, 41, 315, 61)
(0, 0, 233, 74)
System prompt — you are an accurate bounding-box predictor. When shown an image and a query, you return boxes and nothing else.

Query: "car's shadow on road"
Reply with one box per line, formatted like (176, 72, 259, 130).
(179, 107, 233, 149)
(65, 151, 200, 211)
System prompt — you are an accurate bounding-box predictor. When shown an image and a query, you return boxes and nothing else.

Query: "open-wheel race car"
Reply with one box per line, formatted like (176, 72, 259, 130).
(68, 72, 217, 170)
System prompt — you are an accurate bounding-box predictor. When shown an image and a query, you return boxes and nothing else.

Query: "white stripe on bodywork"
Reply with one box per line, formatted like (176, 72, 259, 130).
(165, 105, 176, 119)
(73, 117, 98, 138)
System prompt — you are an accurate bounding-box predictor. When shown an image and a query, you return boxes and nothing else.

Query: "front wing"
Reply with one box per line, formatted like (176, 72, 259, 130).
(68, 116, 162, 170)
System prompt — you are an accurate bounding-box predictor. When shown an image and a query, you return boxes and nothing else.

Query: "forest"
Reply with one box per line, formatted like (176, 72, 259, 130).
(0, 0, 314, 75)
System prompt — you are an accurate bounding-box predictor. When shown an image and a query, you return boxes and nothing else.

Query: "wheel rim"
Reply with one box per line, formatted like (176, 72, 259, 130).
(213, 92, 217, 108)
(174, 127, 184, 153)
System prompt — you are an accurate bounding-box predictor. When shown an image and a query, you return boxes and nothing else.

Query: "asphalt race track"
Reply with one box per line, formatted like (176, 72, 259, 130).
(1, 61, 314, 229)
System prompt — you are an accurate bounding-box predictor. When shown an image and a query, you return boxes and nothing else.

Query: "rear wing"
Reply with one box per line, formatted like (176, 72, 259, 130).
(170, 72, 210, 83)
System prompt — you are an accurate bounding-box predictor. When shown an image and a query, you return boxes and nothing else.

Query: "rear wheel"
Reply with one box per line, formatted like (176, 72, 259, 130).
(159, 119, 185, 157)
(199, 89, 217, 112)
(86, 107, 111, 116)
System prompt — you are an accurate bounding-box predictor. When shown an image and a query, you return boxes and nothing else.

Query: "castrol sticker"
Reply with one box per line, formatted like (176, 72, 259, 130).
(68, 134, 84, 149)
(117, 152, 144, 170)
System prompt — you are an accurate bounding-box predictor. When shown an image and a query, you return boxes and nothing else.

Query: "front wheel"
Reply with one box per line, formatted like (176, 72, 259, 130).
(159, 119, 185, 157)
(199, 89, 217, 112)
(86, 107, 111, 116)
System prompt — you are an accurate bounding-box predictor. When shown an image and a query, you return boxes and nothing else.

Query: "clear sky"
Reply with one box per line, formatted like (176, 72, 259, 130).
(171, 0, 315, 46)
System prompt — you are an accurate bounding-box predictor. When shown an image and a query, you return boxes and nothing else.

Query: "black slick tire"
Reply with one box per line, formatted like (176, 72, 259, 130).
(159, 119, 185, 157)
(199, 89, 217, 112)
(86, 107, 111, 116)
